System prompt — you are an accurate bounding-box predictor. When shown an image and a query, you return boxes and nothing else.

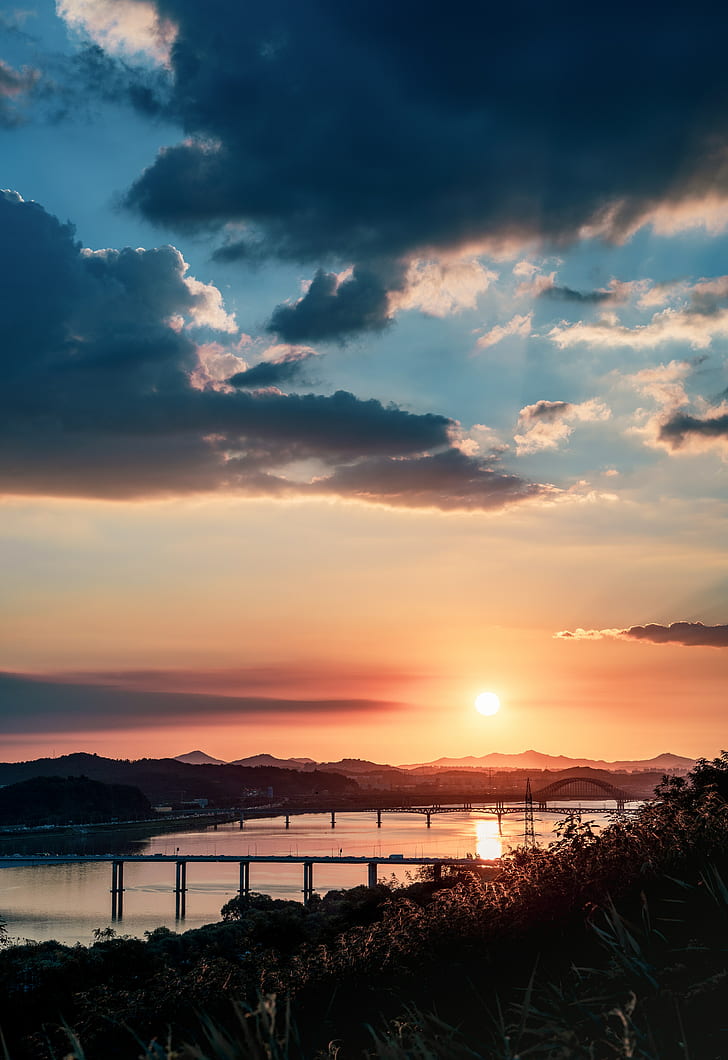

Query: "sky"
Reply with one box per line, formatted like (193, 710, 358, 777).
(1, 1, 728, 765)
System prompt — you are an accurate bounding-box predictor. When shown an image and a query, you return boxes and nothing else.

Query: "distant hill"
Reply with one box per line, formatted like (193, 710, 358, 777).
(399, 750, 695, 773)
(158, 747, 696, 777)
(174, 750, 227, 765)
(313, 758, 404, 775)
(227, 754, 316, 768)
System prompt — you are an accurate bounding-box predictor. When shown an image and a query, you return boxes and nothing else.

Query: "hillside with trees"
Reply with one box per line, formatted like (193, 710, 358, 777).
(1, 754, 727, 1057)
(0, 776, 152, 827)
(0, 753, 357, 806)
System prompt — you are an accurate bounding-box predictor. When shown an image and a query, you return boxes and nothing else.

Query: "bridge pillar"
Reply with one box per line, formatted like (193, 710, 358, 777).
(330, 811, 336, 828)
(175, 860, 187, 920)
(110, 860, 124, 920)
(368, 862, 377, 888)
(377, 809, 382, 827)
(238, 860, 250, 898)
(285, 814, 290, 828)
(426, 812, 431, 827)
(239, 813, 244, 829)
(496, 811, 502, 835)
(302, 861, 314, 904)
(538, 801, 546, 811)
(617, 798, 625, 811)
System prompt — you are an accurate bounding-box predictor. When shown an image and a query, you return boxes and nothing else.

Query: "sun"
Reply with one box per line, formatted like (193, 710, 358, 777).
(474, 691, 501, 716)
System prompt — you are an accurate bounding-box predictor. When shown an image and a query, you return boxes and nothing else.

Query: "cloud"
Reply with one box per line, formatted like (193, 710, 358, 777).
(625, 359, 695, 409)
(267, 257, 497, 342)
(540, 284, 615, 304)
(477, 313, 532, 349)
(620, 358, 728, 455)
(121, 2, 728, 269)
(550, 307, 728, 351)
(514, 398, 611, 454)
(389, 259, 497, 317)
(658, 408, 728, 452)
(267, 265, 394, 343)
(0, 191, 548, 512)
(550, 274, 728, 351)
(106, 5, 728, 340)
(0, 672, 403, 734)
(555, 622, 728, 647)
(228, 346, 318, 389)
(56, 0, 177, 66)
(311, 448, 555, 511)
(0, 58, 40, 125)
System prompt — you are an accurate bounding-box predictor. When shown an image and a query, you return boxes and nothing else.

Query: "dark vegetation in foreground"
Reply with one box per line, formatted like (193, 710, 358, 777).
(2, 756, 728, 1058)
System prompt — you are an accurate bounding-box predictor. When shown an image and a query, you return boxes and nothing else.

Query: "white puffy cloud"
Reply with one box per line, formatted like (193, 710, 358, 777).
(515, 398, 611, 454)
(550, 305, 728, 351)
(390, 258, 497, 317)
(57, 0, 177, 65)
(477, 312, 532, 349)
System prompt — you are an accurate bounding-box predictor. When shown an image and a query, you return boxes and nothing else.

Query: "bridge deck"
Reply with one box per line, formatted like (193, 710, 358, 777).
(0, 854, 496, 867)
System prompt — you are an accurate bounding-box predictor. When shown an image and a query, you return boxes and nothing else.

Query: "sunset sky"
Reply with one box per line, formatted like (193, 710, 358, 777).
(2, 1, 728, 764)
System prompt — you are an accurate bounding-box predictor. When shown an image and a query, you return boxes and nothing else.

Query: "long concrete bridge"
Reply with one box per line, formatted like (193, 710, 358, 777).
(243, 797, 638, 830)
(0, 853, 498, 918)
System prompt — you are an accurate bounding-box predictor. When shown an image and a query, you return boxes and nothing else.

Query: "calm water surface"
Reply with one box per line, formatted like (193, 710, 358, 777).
(0, 805, 631, 945)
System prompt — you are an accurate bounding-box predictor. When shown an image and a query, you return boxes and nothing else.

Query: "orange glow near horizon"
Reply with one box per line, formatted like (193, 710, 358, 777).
(1, 496, 727, 765)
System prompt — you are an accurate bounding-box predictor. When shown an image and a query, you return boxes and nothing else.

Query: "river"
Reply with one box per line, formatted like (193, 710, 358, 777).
(0, 804, 635, 946)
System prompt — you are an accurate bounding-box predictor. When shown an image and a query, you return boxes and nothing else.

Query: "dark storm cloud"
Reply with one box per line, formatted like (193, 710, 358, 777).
(314, 449, 551, 511)
(540, 285, 615, 304)
(1, 191, 545, 510)
(124, 1, 728, 272)
(228, 349, 316, 388)
(658, 412, 728, 448)
(0, 57, 39, 124)
(267, 266, 395, 344)
(0, 673, 404, 733)
(625, 623, 728, 647)
(63, 44, 171, 117)
(555, 622, 728, 647)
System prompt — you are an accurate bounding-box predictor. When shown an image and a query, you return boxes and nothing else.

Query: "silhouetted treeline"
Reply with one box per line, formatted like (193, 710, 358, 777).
(0, 776, 152, 827)
(1, 755, 728, 1058)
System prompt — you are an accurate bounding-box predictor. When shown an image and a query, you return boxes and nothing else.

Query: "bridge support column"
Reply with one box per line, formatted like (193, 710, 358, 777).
(426, 812, 431, 827)
(617, 799, 625, 811)
(497, 811, 502, 835)
(175, 860, 187, 920)
(238, 860, 250, 898)
(111, 860, 124, 919)
(239, 813, 244, 829)
(302, 861, 314, 904)
(330, 811, 336, 828)
(376, 809, 381, 828)
(368, 862, 377, 888)
(285, 814, 290, 828)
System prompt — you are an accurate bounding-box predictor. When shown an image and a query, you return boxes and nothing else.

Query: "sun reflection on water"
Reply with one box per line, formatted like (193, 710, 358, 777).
(475, 816, 504, 860)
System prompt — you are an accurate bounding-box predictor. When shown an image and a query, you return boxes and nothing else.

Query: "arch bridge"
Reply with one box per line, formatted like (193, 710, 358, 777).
(532, 777, 631, 810)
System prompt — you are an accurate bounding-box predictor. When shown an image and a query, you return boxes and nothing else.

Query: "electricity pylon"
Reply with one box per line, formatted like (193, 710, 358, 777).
(524, 777, 535, 848)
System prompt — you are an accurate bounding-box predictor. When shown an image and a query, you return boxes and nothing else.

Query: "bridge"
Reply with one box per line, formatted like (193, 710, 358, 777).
(0, 853, 498, 918)
(531, 777, 633, 811)
(240, 799, 639, 831)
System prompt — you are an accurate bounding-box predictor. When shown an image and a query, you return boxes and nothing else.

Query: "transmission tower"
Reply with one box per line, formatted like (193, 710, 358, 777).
(524, 777, 535, 848)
